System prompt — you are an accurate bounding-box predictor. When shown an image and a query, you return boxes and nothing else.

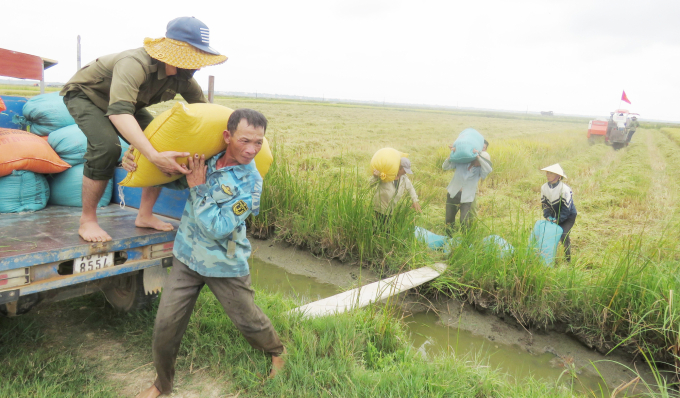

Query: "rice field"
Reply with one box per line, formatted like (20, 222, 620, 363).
(3, 88, 680, 396)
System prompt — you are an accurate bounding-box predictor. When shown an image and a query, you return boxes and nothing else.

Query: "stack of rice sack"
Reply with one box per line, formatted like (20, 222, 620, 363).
(0, 93, 127, 213)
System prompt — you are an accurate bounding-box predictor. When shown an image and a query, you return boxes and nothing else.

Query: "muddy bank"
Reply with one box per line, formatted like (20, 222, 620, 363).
(250, 237, 657, 392)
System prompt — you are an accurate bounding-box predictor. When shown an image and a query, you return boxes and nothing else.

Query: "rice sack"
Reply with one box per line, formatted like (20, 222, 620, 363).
(370, 148, 408, 182)
(0, 128, 71, 177)
(449, 128, 484, 164)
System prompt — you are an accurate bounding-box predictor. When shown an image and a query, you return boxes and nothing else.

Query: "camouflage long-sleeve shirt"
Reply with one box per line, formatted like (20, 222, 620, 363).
(169, 152, 262, 278)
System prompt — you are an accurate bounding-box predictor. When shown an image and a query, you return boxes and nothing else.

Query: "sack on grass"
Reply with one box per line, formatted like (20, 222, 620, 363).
(370, 148, 408, 182)
(48, 163, 112, 207)
(450, 128, 484, 164)
(47, 124, 129, 166)
(0, 170, 50, 213)
(20, 92, 76, 136)
(0, 128, 71, 177)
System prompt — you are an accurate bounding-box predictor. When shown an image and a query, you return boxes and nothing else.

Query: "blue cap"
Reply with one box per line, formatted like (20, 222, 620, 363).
(166, 17, 221, 55)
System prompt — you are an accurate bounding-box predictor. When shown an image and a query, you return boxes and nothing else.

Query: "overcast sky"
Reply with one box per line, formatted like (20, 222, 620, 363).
(4, 0, 679, 121)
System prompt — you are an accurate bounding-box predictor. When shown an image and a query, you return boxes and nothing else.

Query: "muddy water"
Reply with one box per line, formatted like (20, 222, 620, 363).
(248, 254, 614, 393)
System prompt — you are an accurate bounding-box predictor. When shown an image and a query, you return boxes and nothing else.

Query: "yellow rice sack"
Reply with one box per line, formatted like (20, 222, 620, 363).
(119, 103, 274, 187)
(370, 148, 408, 182)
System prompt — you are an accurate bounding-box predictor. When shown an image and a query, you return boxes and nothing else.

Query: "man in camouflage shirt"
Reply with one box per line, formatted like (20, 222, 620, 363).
(134, 109, 285, 398)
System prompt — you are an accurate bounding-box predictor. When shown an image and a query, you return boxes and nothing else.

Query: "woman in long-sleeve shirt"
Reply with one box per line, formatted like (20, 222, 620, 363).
(540, 163, 577, 262)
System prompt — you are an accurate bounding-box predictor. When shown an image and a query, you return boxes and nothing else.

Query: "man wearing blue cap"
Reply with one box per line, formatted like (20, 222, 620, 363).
(60, 17, 226, 243)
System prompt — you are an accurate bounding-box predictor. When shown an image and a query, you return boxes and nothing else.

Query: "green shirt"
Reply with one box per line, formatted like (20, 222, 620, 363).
(628, 120, 639, 130)
(60, 47, 206, 116)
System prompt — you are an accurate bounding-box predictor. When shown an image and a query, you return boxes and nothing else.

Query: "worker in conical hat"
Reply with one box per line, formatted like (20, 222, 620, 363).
(60, 17, 227, 244)
(540, 163, 578, 263)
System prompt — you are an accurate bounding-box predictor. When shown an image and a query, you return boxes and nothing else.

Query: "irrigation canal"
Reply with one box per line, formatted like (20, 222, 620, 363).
(250, 254, 650, 395)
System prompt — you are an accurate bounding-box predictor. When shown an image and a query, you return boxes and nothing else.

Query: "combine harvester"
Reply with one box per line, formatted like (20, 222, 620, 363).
(588, 109, 640, 150)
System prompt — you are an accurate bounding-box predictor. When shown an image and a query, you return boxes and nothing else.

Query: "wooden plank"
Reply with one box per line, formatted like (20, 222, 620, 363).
(289, 263, 447, 319)
(0, 205, 178, 269)
(0, 49, 44, 80)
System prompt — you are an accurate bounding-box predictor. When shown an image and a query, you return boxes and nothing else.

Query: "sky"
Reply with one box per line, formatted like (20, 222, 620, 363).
(3, 0, 679, 121)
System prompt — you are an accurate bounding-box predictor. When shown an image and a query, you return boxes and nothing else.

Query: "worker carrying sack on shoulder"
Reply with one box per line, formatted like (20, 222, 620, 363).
(119, 103, 274, 187)
(0, 170, 50, 213)
(370, 148, 408, 182)
(19, 92, 76, 136)
(450, 128, 484, 164)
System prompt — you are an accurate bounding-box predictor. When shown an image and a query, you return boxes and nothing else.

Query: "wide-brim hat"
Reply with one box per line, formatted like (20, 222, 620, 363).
(144, 37, 227, 69)
(541, 163, 567, 179)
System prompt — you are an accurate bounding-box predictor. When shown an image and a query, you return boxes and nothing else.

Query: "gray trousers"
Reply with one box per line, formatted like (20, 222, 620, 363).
(152, 257, 284, 394)
(446, 191, 473, 233)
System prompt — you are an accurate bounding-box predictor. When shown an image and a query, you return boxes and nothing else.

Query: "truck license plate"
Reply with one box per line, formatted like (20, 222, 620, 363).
(74, 253, 115, 274)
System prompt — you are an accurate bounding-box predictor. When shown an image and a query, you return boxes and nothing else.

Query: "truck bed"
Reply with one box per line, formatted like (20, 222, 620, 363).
(1, 204, 179, 271)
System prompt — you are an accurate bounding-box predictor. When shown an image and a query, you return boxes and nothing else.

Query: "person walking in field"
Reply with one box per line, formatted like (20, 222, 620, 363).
(60, 16, 227, 242)
(371, 157, 421, 225)
(131, 109, 285, 398)
(540, 164, 577, 263)
(443, 147, 492, 234)
(626, 116, 640, 146)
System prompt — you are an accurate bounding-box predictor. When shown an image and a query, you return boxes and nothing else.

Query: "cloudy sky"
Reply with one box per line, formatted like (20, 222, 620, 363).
(4, 0, 679, 121)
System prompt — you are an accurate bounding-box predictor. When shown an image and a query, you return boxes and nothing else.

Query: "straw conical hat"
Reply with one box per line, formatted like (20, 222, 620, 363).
(540, 163, 567, 178)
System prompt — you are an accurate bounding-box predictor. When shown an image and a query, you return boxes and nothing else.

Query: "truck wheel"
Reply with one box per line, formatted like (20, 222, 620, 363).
(101, 271, 157, 312)
(0, 293, 43, 317)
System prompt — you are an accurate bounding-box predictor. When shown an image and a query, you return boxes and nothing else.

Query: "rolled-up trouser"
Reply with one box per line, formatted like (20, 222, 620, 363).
(152, 256, 284, 394)
(445, 191, 473, 233)
(62, 91, 154, 180)
(558, 215, 576, 262)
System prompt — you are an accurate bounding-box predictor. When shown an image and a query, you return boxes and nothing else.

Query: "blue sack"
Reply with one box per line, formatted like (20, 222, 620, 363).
(450, 128, 484, 164)
(21, 92, 76, 136)
(48, 164, 112, 207)
(482, 235, 515, 259)
(415, 226, 449, 249)
(531, 220, 563, 267)
(48, 124, 130, 165)
(0, 95, 28, 130)
(0, 170, 50, 213)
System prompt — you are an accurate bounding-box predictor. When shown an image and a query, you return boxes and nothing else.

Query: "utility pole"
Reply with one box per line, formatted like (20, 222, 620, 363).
(208, 75, 215, 103)
(77, 35, 81, 70)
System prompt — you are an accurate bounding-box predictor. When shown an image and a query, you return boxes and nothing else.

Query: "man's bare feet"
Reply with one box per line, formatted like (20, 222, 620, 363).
(269, 347, 286, 378)
(135, 384, 162, 398)
(79, 220, 112, 242)
(135, 214, 174, 232)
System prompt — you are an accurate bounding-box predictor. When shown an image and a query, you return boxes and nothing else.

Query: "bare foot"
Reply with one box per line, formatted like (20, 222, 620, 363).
(135, 384, 162, 398)
(79, 220, 112, 242)
(135, 215, 174, 232)
(269, 347, 287, 378)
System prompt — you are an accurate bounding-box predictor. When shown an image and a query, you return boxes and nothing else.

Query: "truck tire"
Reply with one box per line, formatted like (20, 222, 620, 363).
(101, 271, 158, 312)
(0, 293, 43, 317)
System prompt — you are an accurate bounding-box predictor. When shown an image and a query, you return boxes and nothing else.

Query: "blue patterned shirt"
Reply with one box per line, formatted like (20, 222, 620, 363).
(169, 152, 262, 278)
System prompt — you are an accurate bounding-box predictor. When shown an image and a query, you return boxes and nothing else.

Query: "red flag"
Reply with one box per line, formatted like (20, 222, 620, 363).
(621, 90, 631, 104)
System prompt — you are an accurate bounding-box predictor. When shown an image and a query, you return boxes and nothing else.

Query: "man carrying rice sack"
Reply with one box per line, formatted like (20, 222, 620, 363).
(370, 157, 421, 226)
(127, 109, 286, 398)
(60, 17, 227, 242)
(442, 147, 492, 234)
